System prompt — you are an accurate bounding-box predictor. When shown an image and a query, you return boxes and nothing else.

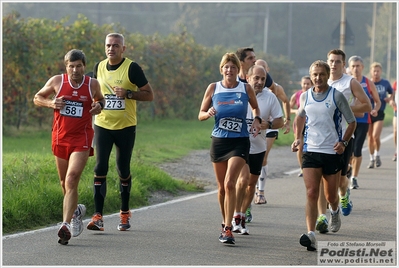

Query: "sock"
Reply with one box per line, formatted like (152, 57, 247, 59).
(370, 154, 374, 161)
(374, 150, 379, 157)
(258, 165, 267, 191)
(329, 206, 339, 214)
(308, 231, 315, 236)
(233, 212, 240, 218)
(120, 176, 132, 212)
(94, 177, 107, 215)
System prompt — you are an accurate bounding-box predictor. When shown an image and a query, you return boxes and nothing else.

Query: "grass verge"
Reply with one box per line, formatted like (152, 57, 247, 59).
(2, 108, 394, 234)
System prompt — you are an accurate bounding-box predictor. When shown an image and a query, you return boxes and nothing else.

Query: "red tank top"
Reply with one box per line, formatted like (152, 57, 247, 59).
(52, 74, 94, 147)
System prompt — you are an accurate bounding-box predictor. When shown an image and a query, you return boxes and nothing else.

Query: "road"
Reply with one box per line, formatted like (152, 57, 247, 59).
(3, 127, 397, 267)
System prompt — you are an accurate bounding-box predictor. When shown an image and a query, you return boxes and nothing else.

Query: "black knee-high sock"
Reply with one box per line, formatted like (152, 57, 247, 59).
(94, 177, 106, 215)
(120, 176, 132, 212)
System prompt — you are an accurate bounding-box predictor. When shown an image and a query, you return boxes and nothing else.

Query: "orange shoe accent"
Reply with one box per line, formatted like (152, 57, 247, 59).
(118, 210, 131, 231)
(87, 213, 104, 231)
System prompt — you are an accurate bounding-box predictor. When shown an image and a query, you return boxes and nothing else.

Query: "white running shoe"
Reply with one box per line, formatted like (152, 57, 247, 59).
(299, 232, 316, 251)
(240, 216, 249, 235)
(71, 204, 86, 237)
(232, 216, 242, 233)
(58, 222, 72, 245)
(329, 209, 341, 233)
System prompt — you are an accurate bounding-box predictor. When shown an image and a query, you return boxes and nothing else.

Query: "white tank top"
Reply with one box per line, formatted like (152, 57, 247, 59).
(303, 87, 343, 154)
(328, 73, 354, 136)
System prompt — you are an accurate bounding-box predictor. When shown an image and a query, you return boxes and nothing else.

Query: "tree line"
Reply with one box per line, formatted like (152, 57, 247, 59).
(3, 12, 296, 130)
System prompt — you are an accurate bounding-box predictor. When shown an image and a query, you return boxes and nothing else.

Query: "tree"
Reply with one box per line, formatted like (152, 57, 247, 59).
(366, 3, 397, 80)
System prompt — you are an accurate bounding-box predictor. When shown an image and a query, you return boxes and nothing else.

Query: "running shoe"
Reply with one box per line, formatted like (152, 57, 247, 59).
(375, 155, 381, 167)
(117, 210, 131, 231)
(330, 209, 341, 233)
(71, 204, 86, 237)
(232, 215, 242, 233)
(367, 160, 375, 169)
(240, 216, 249, 235)
(298, 170, 303, 177)
(299, 232, 316, 251)
(350, 177, 359, 189)
(219, 226, 235, 244)
(255, 191, 267, 204)
(219, 224, 225, 241)
(340, 189, 353, 216)
(58, 222, 72, 245)
(245, 206, 252, 223)
(393, 153, 397, 162)
(87, 212, 104, 231)
(315, 214, 329, 234)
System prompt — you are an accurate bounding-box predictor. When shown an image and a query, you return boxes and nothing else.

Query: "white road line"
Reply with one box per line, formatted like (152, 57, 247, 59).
(4, 134, 394, 240)
(2, 190, 219, 240)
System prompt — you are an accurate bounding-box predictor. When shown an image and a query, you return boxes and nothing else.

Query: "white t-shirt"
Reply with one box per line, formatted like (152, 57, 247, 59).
(246, 89, 283, 154)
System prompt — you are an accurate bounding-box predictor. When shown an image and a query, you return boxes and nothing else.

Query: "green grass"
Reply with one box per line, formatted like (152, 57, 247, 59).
(2, 111, 394, 235)
(2, 119, 216, 234)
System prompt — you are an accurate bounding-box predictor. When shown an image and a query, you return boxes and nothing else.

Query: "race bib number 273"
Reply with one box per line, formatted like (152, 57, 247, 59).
(104, 94, 126, 110)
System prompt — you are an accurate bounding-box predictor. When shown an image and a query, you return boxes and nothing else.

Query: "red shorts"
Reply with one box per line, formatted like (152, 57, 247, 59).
(52, 144, 94, 160)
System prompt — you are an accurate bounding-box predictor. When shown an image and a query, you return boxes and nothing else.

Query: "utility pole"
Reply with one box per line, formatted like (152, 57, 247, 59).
(370, 2, 377, 64)
(340, 3, 346, 51)
(287, 3, 292, 60)
(263, 8, 269, 54)
(386, 2, 392, 81)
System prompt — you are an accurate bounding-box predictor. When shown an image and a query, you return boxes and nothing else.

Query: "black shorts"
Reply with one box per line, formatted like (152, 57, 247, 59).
(302, 152, 343, 175)
(210, 137, 250, 163)
(266, 130, 278, 139)
(248, 151, 266, 175)
(340, 138, 354, 175)
(371, 110, 385, 123)
(353, 123, 369, 157)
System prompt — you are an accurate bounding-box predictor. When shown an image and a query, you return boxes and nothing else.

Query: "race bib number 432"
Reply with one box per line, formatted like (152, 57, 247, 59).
(219, 117, 243, 133)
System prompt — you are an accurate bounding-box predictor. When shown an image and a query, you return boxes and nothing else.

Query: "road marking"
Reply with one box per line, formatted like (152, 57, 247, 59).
(4, 133, 394, 239)
(2, 190, 218, 240)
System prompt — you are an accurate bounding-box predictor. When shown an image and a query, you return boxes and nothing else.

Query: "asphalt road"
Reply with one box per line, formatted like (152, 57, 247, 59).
(3, 127, 397, 267)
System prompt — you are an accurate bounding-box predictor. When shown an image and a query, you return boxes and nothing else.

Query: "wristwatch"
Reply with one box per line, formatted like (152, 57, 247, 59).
(255, 116, 262, 124)
(268, 121, 273, 129)
(126, 90, 133, 99)
(341, 140, 348, 147)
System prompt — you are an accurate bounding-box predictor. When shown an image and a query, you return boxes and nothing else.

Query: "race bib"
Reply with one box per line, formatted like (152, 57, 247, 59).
(60, 100, 83, 118)
(219, 117, 243, 133)
(246, 118, 261, 135)
(104, 94, 125, 110)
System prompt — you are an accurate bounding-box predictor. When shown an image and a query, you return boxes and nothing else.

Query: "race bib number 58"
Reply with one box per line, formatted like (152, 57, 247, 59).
(60, 100, 83, 118)
(219, 117, 243, 133)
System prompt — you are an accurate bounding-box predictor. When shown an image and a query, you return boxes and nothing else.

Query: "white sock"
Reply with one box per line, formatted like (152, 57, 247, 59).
(258, 165, 267, 191)
(370, 154, 375, 161)
(374, 150, 379, 157)
(329, 205, 339, 214)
